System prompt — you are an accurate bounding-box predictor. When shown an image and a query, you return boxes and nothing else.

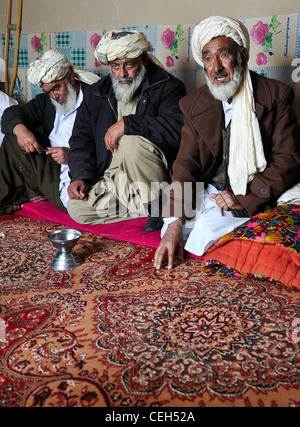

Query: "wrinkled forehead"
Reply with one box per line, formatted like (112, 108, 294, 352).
(202, 36, 235, 54)
(41, 78, 67, 93)
(109, 56, 143, 65)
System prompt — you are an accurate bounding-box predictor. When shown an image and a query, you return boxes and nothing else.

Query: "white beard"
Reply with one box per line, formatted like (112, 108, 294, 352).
(206, 64, 244, 101)
(51, 80, 78, 116)
(111, 64, 146, 103)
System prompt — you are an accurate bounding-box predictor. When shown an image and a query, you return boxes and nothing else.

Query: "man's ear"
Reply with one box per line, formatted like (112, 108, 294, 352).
(67, 70, 76, 85)
(241, 48, 249, 67)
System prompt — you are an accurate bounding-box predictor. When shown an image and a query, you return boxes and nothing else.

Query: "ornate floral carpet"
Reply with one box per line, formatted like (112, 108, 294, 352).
(0, 215, 300, 407)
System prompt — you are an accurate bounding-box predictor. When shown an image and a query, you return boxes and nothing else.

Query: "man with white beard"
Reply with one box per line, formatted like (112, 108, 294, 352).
(0, 50, 99, 215)
(67, 30, 186, 228)
(154, 16, 300, 270)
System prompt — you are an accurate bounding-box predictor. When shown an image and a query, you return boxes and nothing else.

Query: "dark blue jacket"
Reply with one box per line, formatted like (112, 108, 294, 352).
(68, 61, 186, 183)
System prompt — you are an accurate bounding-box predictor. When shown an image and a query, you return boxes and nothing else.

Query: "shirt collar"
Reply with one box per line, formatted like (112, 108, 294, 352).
(222, 100, 232, 129)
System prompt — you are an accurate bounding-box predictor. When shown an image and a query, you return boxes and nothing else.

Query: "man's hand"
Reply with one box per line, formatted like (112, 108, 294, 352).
(210, 190, 244, 210)
(13, 124, 44, 154)
(154, 219, 185, 270)
(68, 180, 90, 201)
(46, 147, 70, 164)
(105, 120, 125, 152)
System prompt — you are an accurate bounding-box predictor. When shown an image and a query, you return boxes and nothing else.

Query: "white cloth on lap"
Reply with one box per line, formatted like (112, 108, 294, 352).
(162, 184, 250, 257)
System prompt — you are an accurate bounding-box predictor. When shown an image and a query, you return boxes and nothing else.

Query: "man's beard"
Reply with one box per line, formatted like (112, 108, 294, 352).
(51, 80, 78, 116)
(111, 64, 146, 103)
(205, 62, 244, 101)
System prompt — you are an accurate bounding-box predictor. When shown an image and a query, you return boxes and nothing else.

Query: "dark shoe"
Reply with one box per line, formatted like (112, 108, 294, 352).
(143, 217, 164, 231)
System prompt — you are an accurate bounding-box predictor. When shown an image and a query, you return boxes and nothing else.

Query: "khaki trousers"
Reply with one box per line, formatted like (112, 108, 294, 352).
(67, 136, 170, 224)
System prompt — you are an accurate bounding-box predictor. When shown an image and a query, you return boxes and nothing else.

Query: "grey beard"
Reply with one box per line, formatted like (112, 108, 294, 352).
(51, 80, 78, 116)
(206, 64, 244, 101)
(111, 64, 146, 103)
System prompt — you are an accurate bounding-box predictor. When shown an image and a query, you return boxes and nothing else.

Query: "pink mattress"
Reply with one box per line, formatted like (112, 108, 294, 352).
(16, 201, 161, 249)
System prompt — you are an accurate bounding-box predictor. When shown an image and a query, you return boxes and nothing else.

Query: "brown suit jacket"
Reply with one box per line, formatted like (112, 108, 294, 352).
(165, 71, 300, 217)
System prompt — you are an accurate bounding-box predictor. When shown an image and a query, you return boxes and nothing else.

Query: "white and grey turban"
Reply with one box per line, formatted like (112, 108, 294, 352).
(27, 49, 100, 87)
(191, 16, 267, 196)
(94, 30, 152, 65)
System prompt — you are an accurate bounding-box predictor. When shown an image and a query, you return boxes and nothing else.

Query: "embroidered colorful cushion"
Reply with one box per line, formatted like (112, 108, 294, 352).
(203, 205, 300, 290)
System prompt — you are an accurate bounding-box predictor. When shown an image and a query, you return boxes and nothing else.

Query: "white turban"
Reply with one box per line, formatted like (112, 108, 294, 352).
(192, 16, 267, 196)
(27, 49, 100, 87)
(191, 16, 250, 67)
(94, 30, 152, 65)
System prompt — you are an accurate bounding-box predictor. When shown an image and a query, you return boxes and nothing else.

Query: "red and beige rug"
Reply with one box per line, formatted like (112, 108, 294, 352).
(1, 215, 300, 407)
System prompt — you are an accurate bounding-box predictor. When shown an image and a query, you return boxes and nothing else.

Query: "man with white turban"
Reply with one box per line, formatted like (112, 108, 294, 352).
(154, 15, 300, 270)
(67, 30, 186, 228)
(0, 49, 99, 214)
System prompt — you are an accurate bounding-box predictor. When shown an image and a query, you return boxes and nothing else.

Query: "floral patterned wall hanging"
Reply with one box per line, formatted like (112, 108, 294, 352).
(1, 12, 299, 120)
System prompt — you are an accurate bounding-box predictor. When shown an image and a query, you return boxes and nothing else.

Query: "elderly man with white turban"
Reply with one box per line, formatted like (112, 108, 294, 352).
(0, 49, 99, 214)
(67, 30, 186, 229)
(154, 15, 300, 270)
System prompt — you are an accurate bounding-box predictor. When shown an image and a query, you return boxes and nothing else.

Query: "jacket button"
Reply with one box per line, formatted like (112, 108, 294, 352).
(260, 187, 268, 195)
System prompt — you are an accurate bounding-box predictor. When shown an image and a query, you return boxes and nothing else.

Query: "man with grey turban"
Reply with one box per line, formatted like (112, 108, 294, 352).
(154, 15, 300, 270)
(0, 49, 99, 215)
(67, 30, 186, 229)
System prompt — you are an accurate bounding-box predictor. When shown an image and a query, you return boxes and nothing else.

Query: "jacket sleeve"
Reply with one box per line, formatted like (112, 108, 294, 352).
(161, 100, 203, 220)
(123, 77, 186, 157)
(236, 85, 300, 215)
(1, 93, 46, 135)
(68, 90, 99, 183)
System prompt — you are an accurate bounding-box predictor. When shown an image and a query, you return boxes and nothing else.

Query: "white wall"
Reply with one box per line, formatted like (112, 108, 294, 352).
(0, 0, 300, 34)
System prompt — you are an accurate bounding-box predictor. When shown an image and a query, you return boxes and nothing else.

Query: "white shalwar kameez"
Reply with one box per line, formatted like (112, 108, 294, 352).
(161, 100, 250, 257)
(0, 91, 18, 146)
(48, 88, 83, 208)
